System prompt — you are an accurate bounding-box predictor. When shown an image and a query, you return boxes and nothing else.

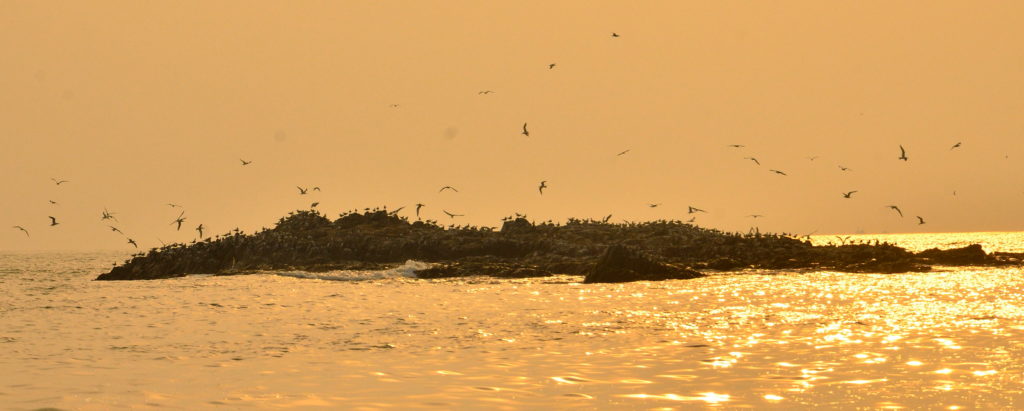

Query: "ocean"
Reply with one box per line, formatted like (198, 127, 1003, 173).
(2, 232, 1023, 409)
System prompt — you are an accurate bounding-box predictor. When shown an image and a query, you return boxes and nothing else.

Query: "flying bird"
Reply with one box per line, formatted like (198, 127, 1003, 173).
(744, 157, 760, 165)
(478, 90, 495, 95)
(196, 224, 205, 238)
(748, 214, 764, 219)
(415, 203, 425, 218)
(806, 156, 819, 161)
(389, 206, 405, 215)
(838, 165, 851, 171)
(100, 208, 118, 222)
(602, 214, 612, 223)
(240, 159, 252, 166)
(48, 216, 59, 226)
(888, 205, 904, 217)
(167, 203, 181, 208)
(442, 209, 464, 219)
(648, 203, 661, 208)
(12, 226, 29, 237)
(548, 63, 556, 69)
(770, 169, 787, 176)
(538, 180, 547, 195)
(617, 149, 630, 156)
(727, 144, 745, 148)
(522, 122, 529, 137)
(297, 186, 308, 195)
(109, 226, 122, 234)
(171, 211, 186, 230)
(127, 238, 138, 248)
(688, 206, 707, 214)
(439, 186, 459, 193)
(611, 32, 620, 37)
(51, 178, 69, 185)
(898, 145, 908, 161)
(312, 187, 321, 191)
(842, 191, 858, 198)
(950, 142, 961, 150)
(49, 200, 58, 205)
(916, 216, 926, 225)
(310, 202, 319, 208)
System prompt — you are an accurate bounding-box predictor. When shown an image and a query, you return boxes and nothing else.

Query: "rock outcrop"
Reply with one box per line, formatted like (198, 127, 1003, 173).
(584, 245, 704, 283)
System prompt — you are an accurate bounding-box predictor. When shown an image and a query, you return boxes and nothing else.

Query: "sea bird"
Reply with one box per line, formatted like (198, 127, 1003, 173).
(109, 226, 122, 234)
(49, 200, 58, 205)
(950, 142, 962, 150)
(100, 208, 117, 222)
(310, 202, 319, 208)
(611, 32, 620, 37)
(688, 206, 707, 214)
(296, 186, 308, 195)
(888, 205, 904, 217)
(744, 157, 760, 165)
(478, 90, 495, 95)
(838, 165, 851, 171)
(770, 169, 787, 176)
(538, 180, 547, 195)
(313, 187, 321, 192)
(916, 216, 926, 225)
(842, 191, 858, 198)
(727, 144, 745, 148)
(439, 186, 459, 193)
(127, 238, 138, 248)
(648, 203, 661, 208)
(807, 156, 819, 161)
(748, 214, 764, 219)
(442, 209, 464, 219)
(171, 211, 186, 230)
(240, 159, 252, 166)
(12, 226, 29, 237)
(617, 149, 630, 156)
(548, 63, 556, 69)
(898, 145, 909, 161)
(167, 203, 181, 208)
(51, 178, 69, 185)
(196, 224, 205, 238)
(415, 203, 425, 218)
(522, 122, 529, 136)
(48, 216, 59, 226)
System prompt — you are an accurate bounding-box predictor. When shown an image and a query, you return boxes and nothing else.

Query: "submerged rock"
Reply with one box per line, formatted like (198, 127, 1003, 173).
(584, 245, 704, 283)
(917, 244, 988, 265)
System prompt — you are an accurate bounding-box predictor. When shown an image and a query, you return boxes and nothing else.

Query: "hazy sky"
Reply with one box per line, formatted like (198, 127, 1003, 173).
(3, 1, 1023, 251)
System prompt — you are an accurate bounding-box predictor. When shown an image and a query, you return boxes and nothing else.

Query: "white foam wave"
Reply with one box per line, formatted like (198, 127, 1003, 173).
(273, 260, 433, 281)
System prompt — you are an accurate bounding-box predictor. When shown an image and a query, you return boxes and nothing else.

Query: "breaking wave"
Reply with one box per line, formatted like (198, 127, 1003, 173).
(273, 260, 433, 281)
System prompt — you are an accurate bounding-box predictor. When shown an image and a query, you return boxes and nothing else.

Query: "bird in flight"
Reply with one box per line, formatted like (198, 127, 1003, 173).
(916, 216, 926, 225)
(522, 123, 530, 137)
(48, 216, 59, 226)
(842, 191, 858, 198)
(538, 181, 547, 195)
(171, 211, 186, 231)
(548, 63, 556, 69)
(602, 214, 612, 223)
(611, 32, 620, 37)
(310, 202, 319, 208)
(838, 165, 851, 171)
(888, 205, 904, 217)
(439, 186, 459, 193)
(415, 203, 425, 218)
(617, 149, 630, 156)
(748, 214, 764, 219)
(109, 226, 123, 234)
(49, 200, 58, 205)
(389, 104, 400, 108)
(685, 216, 696, 223)
(442, 209, 464, 219)
(806, 156, 819, 161)
(313, 187, 321, 192)
(389, 206, 405, 215)
(167, 203, 181, 208)
(196, 224, 205, 238)
(12, 226, 29, 237)
(240, 159, 252, 166)
(688, 206, 707, 214)
(950, 142, 961, 150)
(744, 157, 760, 165)
(478, 90, 495, 95)
(51, 178, 69, 185)
(898, 145, 908, 161)
(727, 144, 744, 148)
(127, 238, 138, 248)
(648, 203, 661, 208)
(770, 169, 787, 176)
(296, 186, 308, 195)
(100, 208, 118, 222)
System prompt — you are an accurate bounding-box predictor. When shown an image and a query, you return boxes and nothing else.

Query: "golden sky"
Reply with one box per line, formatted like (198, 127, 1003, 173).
(2, 1, 1023, 250)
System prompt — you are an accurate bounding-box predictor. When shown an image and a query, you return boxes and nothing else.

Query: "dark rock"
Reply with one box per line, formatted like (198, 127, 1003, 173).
(500, 218, 534, 234)
(917, 244, 988, 265)
(584, 245, 704, 283)
(843, 258, 931, 274)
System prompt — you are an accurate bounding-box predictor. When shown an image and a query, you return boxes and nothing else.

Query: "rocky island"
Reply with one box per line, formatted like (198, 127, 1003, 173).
(95, 210, 1023, 282)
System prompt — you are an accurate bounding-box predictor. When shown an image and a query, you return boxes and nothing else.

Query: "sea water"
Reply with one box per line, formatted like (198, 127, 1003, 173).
(1, 232, 1023, 409)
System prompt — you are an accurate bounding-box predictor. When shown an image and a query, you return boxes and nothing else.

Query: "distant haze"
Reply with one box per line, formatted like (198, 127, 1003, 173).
(2, 1, 1023, 251)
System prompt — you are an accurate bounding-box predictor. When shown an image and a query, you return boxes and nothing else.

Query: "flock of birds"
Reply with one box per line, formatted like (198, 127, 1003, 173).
(8, 32, 976, 248)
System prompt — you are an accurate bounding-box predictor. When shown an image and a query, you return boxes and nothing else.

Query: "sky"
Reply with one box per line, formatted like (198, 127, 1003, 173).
(2, 1, 1023, 251)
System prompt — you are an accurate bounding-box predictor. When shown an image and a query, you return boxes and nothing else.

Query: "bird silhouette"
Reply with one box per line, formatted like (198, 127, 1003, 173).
(310, 202, 319, 208)
(109, 226, 122, 234)
(838, 165, 851, 171)
(196, 224, 205, 238)
(888, 205, 904, 217)
(611, 32, 620, 37)
(100, 208, 118, 222)
(297, 186, 308, 195)
(167, 203, 181, 208)
(439, 186, 459, 193)
(898, 145, 909, 161)
(522, 122, 529, 136)
(49, 200, 58, 205)
(313, 187, 321, 191)
(12, 226, 29, 237)
(415, 203, 425, 218)
(770, 169, 787, 176)
(389, 206, 405, 215)
(442, 209, 464, 219)
(602, 214, 612, 223)
(727, 144, 745, 148)
(748, 214, 764, 219)
(548, 63, 556, 69)
(171, 211, 186, 230)
(744, 157, 760, 165)
(916, 216, 926, 225)
(240, 159, 252, 165)
(688, 206, 707, 214)
(538, 180, 547, 195)
(51, 178, 69, 185)
(648, 203, 661, 208)
(842, 191, 858, 198)
(127, 238, 138, 248)
(617, 149, 630, 156)
(478, 90, 495, 94)
(806, 156, 819, 161)
(950, 142, 961, 150)
(48, 216, 59, 226)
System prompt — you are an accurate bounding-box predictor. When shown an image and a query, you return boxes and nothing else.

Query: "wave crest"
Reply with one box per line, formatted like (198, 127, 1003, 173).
(274, 260, 432, 281)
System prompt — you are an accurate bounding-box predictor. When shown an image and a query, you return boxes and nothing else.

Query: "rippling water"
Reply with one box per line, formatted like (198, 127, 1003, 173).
(2, 232, 1023, 409)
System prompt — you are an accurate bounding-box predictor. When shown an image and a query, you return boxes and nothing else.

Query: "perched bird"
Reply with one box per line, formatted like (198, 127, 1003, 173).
(727, 144, 745, 148)
(196, 224, 205, 238)
(770, 169, 787, 176)
(648, 203, 661, 208)
(898, 145, 908, 161)
(522, 122, 530, 137)
(48, 216, 59, 226)
(297, 186, 308, 195)
(688, 206, 706, 214)
(685, 217, 696, 223)
(744, 157, 760, 165)
(51, 178, 69, 185)
(916, 216, 926, 225)
(127, 238, 138, 248)
(602, 214, 612, 223)
(617, 149, 630, 156)
(12, 226, 29, 237)
(109, 226, 122, 234)
(389, 206, 405, 215)
(548, 63, 556, 69)
(439, 186, 459, 193)
(538, 180, 547, 195)
(240, 159, 252, 166)
(415, 203, 425, 218)
(888, 205, 904, 217)
(950, 142, 962, 150)
(842, 191, 858, 198)
(171, 211, 186, 230)
(442, 209, 464, 219)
